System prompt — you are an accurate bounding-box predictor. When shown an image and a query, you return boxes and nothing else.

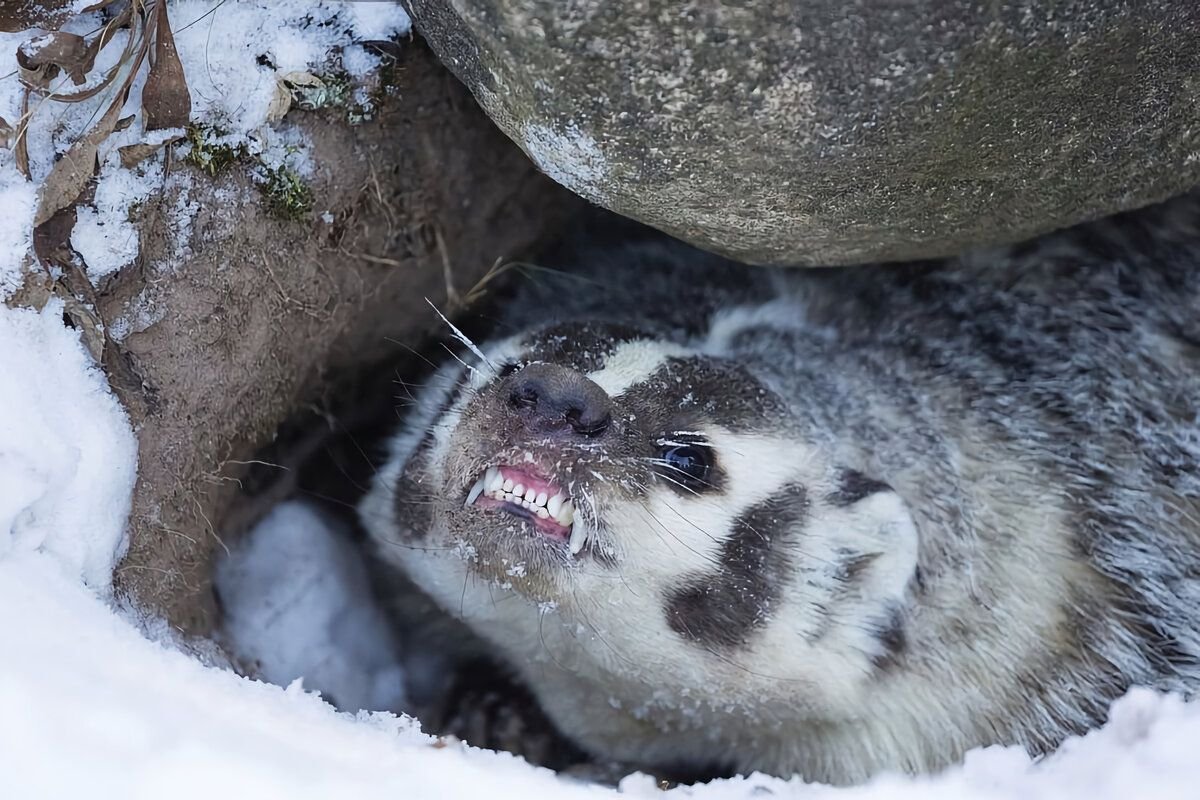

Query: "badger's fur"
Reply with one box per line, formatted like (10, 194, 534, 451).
(359, 195, 1200, 785)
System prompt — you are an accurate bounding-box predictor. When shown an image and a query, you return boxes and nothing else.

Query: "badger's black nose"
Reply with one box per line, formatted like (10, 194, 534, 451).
(505, 363, 612, 437)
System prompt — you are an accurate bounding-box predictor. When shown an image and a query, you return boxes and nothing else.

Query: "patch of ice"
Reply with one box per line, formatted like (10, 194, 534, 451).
(215, 500, 409, 716)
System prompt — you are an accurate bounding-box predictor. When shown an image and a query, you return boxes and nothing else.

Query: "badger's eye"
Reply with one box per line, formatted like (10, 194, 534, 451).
(658, 443, 714, 491)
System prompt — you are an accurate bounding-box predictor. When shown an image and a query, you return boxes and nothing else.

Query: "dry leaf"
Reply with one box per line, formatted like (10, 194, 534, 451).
(33, 203, 79, 267)
(33, 92, 125, 227)
(265, 81, 293, 123)
(6, 268, 53, 312)
(0, 116, 12, 149)
(0, 0, 76, 33)
(142, 2, 191, 131)
(59, 294, 106, 362)
(281, 71, 325, 90)
(118, 133, 184, 169)
(267, 73, 330, 123)
(14, 90, 31, 178)
(17, 31, 96, 87)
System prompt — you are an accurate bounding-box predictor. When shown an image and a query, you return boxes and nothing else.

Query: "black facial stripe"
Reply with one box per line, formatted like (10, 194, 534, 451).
(393, 372, 468, 539)
(392, 442, 434, 541)
(664, 485, 808, 650)
(869, 604, 908, 673)
(826, 469, 892, 507)
(523, 321, 652, 374)
(618, 356, 789, 432)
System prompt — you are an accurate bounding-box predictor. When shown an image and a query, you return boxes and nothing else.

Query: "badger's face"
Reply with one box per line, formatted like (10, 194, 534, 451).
(373, 317, 921, 720)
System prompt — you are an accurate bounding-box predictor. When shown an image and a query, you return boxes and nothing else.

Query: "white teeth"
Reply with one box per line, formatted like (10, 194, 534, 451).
(472, 470, 577, 536)
(465, 478, 485, 507)
(569, 517, 587, 555)
(557, 499, 574, 527)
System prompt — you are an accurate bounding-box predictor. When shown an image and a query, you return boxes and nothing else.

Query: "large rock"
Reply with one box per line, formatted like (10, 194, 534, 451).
(409, 1, 1200, 266)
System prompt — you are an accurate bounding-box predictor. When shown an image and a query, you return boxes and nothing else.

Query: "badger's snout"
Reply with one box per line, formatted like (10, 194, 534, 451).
(502, 363, 613, 439)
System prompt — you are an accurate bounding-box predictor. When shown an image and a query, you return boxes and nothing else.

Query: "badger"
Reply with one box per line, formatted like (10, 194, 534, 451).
(359, 196, 1200, 785)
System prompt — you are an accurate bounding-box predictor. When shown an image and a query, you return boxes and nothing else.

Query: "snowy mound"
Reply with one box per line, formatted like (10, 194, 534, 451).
(1, 3, 1198, 799)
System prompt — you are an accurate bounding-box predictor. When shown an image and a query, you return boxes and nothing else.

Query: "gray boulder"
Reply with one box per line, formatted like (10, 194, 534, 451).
(409, 0, 1200, 265)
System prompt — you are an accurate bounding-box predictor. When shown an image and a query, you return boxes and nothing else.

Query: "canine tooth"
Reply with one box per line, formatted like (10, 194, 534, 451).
(536, 507, 550, 519)
(464, 478, 484, 507)
(535, 492, 548, 507)
(547, 494, 563, 517)
(524, 488, 537, 503)
(513, 483, 526, 497)
(502, 478, 514, 492)
(486, 468, 503, 491)
(557, 500, 574, 527)
(569, 518, 587, 555)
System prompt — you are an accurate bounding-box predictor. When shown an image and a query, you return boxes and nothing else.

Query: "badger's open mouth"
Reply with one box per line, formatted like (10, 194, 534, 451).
(464, 465, 589, 554)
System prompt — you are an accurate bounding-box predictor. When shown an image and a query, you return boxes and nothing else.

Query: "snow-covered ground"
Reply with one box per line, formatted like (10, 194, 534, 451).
(1, 2, 1199, 798)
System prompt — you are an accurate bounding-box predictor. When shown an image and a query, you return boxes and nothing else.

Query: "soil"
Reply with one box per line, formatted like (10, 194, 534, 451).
(93, 38, 584, 640)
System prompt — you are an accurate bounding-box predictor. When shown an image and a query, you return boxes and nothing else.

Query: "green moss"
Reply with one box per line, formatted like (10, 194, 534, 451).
(182, 124, 247, 176)
(291, 72, 354, 112)
(258, 165, 313, 221)
(184, 124, 313, 222)
(283, 71, 376, 124)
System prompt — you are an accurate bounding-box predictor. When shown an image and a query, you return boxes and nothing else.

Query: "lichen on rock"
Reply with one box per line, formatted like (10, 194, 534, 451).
(408, 0, 1200, 266)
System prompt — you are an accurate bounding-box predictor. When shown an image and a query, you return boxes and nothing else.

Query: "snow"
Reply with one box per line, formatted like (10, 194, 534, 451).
(0, 175, 35, 295)
(0, 0, 413, 299)
(6, 479, 1200, 800)
(215, 500, 410, 716)
(0, 300, 137, 592)
(72, 154, 167, 281)
(1, 2, 1199, 798)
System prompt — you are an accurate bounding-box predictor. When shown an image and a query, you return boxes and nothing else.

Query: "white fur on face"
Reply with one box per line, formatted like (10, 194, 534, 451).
(579, 424, 921, 710)
(366, 328, 923, 711)
(585, 338, 692, 397)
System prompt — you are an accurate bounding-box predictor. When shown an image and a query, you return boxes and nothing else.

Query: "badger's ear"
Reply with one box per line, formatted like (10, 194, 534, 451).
(819, 470, 920, 601)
